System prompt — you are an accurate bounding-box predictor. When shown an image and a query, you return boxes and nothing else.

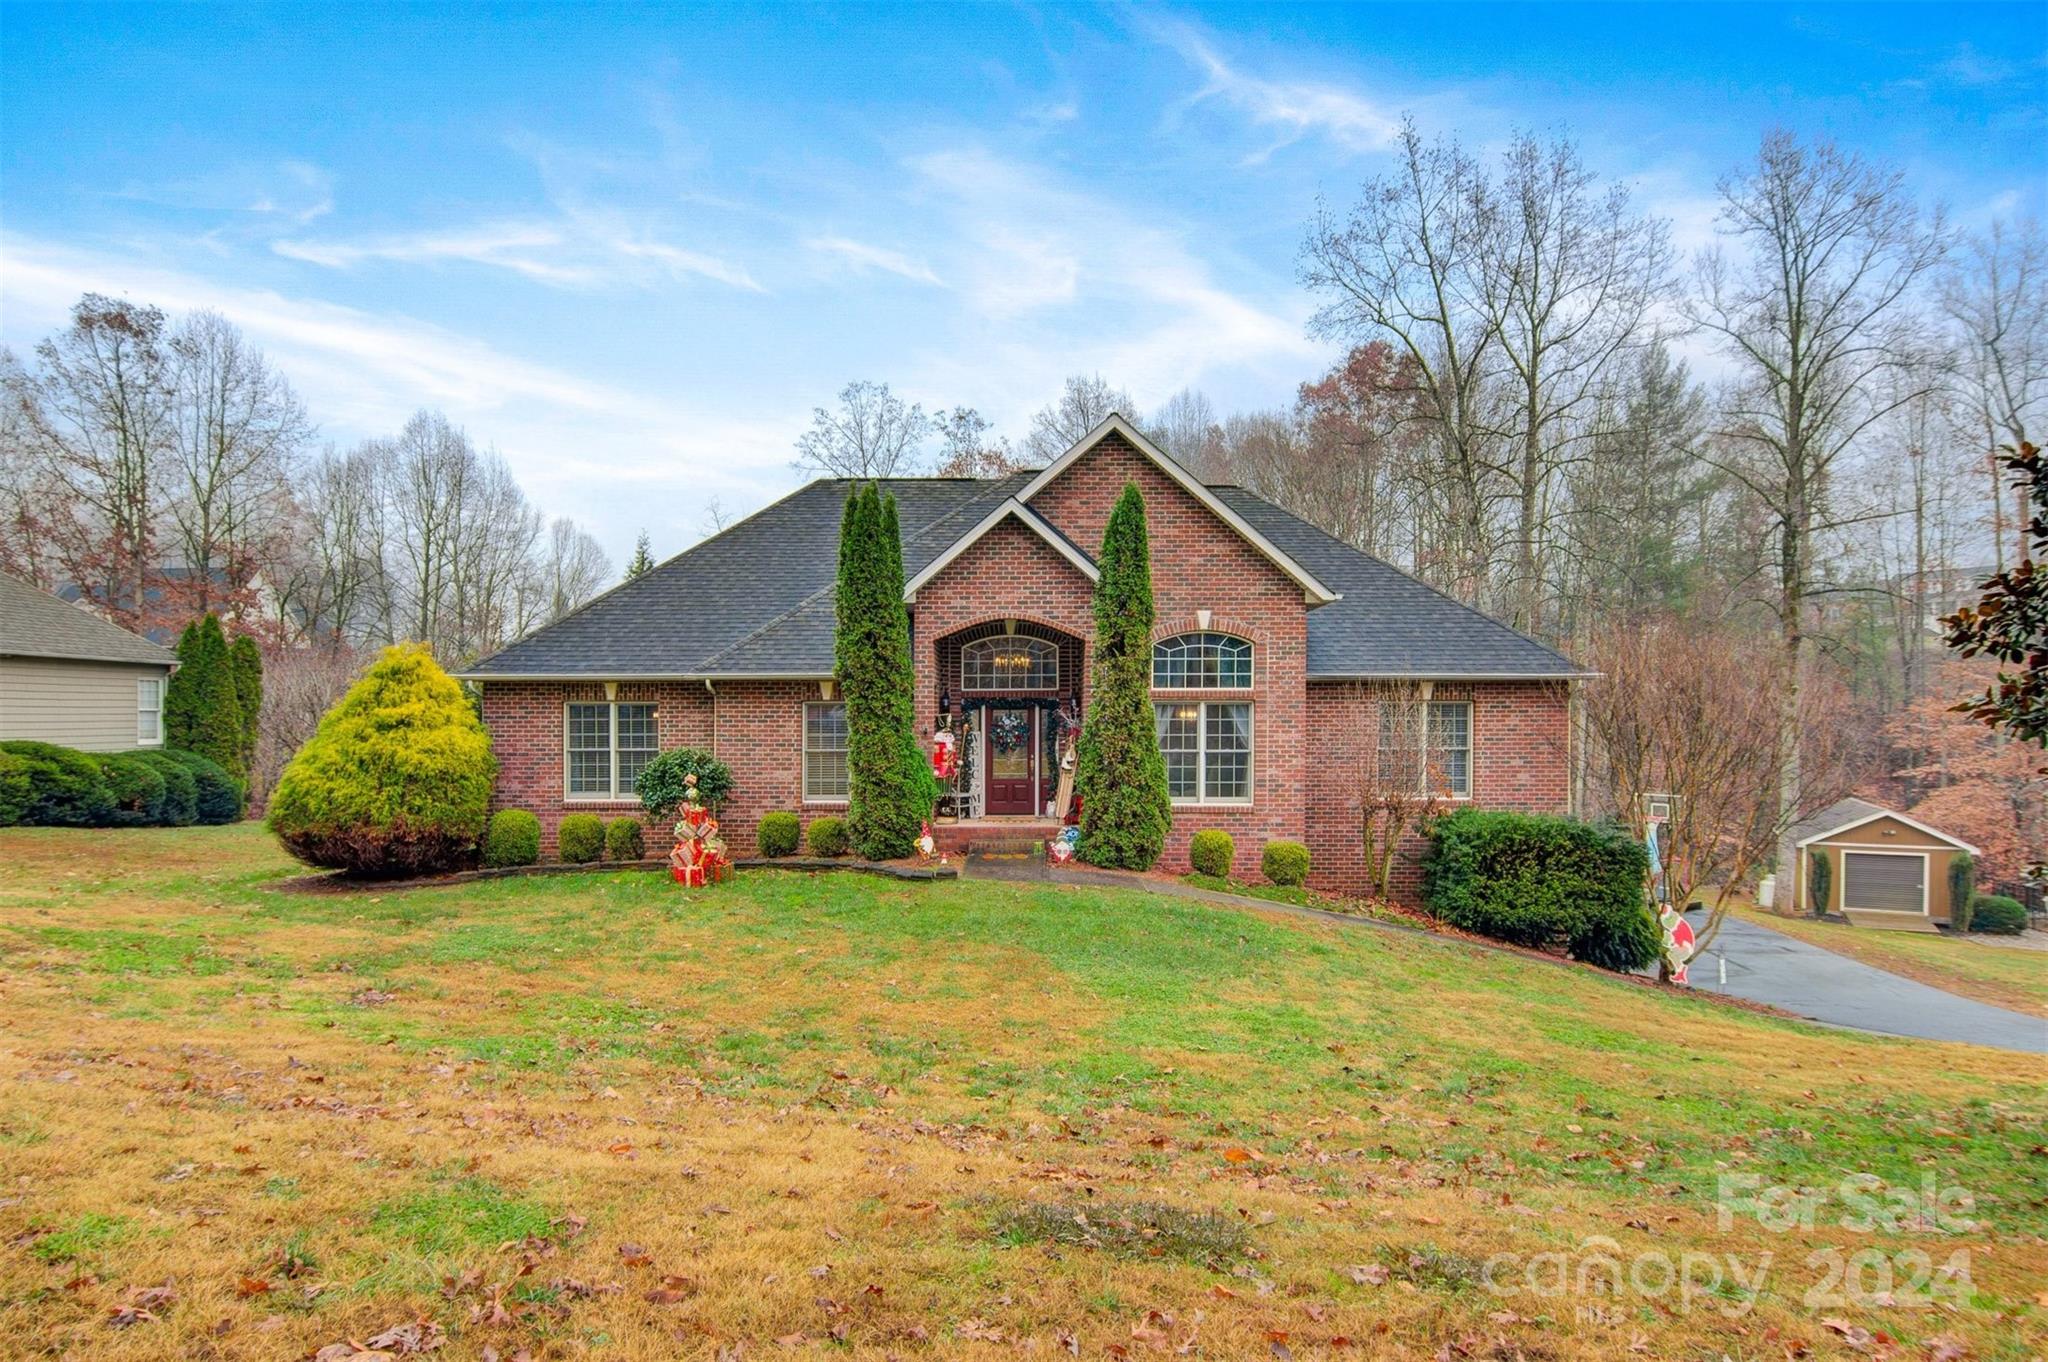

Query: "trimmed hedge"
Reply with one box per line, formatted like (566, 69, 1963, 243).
(0, 750, 30, 826)
(806, 815, 849, 858)
(133, 751, 199, 826)
(1968, 893, 2027, 935)
(758, 811, 801, 858)
(558, 813, 605, 864)
(1423, 809, 1659, 972)
(100, 753, 168, 827)
(168, 750, 243, 825)
(604, 817, 645, 862)
(0, 741, 234, 828)
(1188, 829, 1235, 878)
(1262, 840, 1311, 887)
(637, 748, 734, 820)
(482, 810, 541, 868)
(0, 741, 115, 827)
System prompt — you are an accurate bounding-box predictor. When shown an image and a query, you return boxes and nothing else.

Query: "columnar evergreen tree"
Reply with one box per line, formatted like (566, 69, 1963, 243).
(1074, 482, 1172, 867)
(165, 613, 246, 784)
(834, 484, 936, 859)
(229, 634, 263, 774)
(625, 531, 654, 577)
(163, 621, 202, 750)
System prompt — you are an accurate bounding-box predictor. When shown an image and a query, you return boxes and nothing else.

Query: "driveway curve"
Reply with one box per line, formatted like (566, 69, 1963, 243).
(1683, 913, 2048, 1054)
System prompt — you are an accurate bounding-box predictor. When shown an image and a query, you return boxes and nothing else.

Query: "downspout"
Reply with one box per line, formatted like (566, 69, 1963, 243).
(704, 678, 717, 761)
(1568, 678, 1584, 819)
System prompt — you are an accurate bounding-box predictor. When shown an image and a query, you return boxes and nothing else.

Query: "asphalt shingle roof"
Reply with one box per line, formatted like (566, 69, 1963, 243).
(460, 477, 1580, 681)
(1788, 797, 1891, 845)
(0, 572, 177, 668)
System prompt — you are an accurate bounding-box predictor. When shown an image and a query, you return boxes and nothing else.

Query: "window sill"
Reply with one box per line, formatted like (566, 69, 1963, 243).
(1170, 800, 1255, 810)
(801, 799, 850, 809)
(562, 797, 645, 807)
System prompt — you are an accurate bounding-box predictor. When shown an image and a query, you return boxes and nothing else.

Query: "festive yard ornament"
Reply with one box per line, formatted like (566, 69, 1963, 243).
(1644, 812, 1693, 983)
(917, 820, 937, 864)
(931, 723, 958, 780)
(1659, 900, 1696, 985)
(668, 772, 730, 887)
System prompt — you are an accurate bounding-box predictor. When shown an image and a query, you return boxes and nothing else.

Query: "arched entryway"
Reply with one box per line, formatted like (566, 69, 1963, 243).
(933, 619, 1084, 821)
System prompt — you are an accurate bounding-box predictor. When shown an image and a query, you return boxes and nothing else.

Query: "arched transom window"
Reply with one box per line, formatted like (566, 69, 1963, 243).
(1151, 632, 1252, 689)
(961, 635, 1058, 691)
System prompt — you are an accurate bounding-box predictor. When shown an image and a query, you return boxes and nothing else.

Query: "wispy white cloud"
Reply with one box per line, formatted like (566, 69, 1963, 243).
(806, 235, 944, 286)
(111, 159, 335, 225)
(1151, 20, 1400, 161)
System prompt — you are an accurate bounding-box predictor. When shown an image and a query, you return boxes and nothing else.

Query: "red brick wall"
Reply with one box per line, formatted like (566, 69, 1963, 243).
(1303, 680, 1573, 901)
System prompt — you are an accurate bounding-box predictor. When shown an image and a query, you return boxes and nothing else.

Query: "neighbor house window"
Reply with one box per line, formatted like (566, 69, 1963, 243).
(1377, 700, 1472, 798)
(137, 677, 163, 746)
(804, 702, 849, 802)
(961, 636, 1058, 691)
(1152, 632, 1252, 689)
(1154, 702, 1252, 804)
(565, 701, 658, 798)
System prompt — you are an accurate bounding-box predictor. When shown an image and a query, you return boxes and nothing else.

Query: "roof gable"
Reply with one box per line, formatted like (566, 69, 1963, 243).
(0, 573, 177, 668)
(903, 498, 1098, 597)
(1794, 799, 1980, 854)
(1015, 415, 1340, 604)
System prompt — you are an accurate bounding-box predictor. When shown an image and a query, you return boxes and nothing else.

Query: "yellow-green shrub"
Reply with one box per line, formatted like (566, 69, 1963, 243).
(267, 644, 496, 876)
(558, 813, 604, 863)
(604, 817, 645, 861)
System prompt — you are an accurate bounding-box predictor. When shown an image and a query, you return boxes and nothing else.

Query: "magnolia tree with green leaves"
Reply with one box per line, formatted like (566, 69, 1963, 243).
(835, 484, 937, 859)
(1074, 482, 1172, 868)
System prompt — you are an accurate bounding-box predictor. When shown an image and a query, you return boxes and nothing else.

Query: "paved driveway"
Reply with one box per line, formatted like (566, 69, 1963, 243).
(1682, 913, 2048, 1053)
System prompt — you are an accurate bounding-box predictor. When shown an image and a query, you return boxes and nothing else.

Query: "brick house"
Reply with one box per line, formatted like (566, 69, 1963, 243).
(458, 416, 1583, 897)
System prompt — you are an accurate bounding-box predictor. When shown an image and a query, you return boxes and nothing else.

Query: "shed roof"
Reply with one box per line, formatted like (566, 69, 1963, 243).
(1791, 797, 1979, 854)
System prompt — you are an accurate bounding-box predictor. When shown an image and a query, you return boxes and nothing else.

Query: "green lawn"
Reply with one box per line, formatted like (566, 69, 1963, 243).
(2, 824, 2041, 1361)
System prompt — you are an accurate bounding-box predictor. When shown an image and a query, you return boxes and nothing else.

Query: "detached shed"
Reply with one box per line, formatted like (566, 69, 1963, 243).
(1790, 798, 1980, 930)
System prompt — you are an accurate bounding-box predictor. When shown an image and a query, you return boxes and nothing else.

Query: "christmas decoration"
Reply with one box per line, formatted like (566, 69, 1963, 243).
(931, 723, 958, 780)
(668, 773, 730, 887)
(991, 709, 1031, 754)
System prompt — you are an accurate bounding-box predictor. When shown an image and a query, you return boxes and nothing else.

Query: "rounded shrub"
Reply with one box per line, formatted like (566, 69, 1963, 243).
(99, 753, 168, 826)
(168, 750, 243, 825)
(806, 815, 850, 858)
(266, 644, 496, 876)
(758, 811, 801, 858)
(636, 748, 734, 821)
(132, 751, 199, 826)
(0, 741, 114, 826)
(1422, 809, 1658, 972)
(0, 749, 30, 827)
(604, 817, 646, 862)
(1188, 828, 1235, 878)
(1969, 893, 2027, 935)
(557, 813, 605, 864)
(1261, 840, 1311, 887)
(482, 809, 541, 868)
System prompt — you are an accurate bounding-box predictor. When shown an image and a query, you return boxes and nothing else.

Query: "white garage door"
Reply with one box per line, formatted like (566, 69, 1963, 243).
(1841, 852, 1926, 913)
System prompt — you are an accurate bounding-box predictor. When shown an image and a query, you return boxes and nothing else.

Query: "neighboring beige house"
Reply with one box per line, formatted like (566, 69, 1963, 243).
(1789, 797, 1980, 931)
(1, 572, 176, 752)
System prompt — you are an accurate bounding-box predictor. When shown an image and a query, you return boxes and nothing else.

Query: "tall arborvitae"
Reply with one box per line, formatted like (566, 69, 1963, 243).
(835, 484, 936, 859)
(229, 634, 264, 774)
(164, 621, 203, 751)
(169, 614, 246, 785)
(1074, 482, 1171, 868)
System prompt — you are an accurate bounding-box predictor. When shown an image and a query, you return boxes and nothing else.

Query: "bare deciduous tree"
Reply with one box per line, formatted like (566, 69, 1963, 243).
(1146, 389, 1221, 472)
(932, 406, 1024, 477)
(1944, 219, 2048, 571)
(1022, 373, 1135, 464)
(793, 380, 931, 478)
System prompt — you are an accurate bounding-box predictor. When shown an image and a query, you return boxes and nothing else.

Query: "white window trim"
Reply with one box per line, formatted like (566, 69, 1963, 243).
(1156, 700, 1255, 807)
(1835, 849, 1932, 915)
(136, 676, 163, 747)
(802, 700, 850, 806)
(1377, 699, 1474, 800)
(1151, 632, 1255, 691)
(562, 700, 657, 802)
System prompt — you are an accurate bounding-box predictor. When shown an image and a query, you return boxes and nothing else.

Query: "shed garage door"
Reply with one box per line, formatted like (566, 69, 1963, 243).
(1841, 852, 1926, 913)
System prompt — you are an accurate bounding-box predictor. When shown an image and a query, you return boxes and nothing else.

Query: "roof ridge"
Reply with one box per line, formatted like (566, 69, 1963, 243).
(691, 581, 837, 672)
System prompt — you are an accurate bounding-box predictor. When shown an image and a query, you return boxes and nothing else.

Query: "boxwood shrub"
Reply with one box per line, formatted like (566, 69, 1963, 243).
(99, 753, 168, 827)
(0, 741, 114, 827)
(1969, 893, 2027, 935)
(1261, 840, 1311, 887)
(166, 749, 242, 825)
(1423, 809, 1658, 972)
(0, 750, 30, 827)
(604, 817, 646, 861)
(132, 751, 199, 826)
(806, 815, 849, 858)
(557, 813, 605, 864)
(757, 811, 801, 857)
(482, 809, 541, 868)
(1188, 829, 1235, 878)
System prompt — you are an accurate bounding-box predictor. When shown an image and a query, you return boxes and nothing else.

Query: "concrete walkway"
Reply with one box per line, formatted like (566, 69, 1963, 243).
(1677, 913, 2047, 1053)
(966, 855, 2048, 1055)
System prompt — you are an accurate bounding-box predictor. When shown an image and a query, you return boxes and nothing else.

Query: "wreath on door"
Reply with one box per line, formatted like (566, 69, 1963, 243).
(991, 710, 1031, 754)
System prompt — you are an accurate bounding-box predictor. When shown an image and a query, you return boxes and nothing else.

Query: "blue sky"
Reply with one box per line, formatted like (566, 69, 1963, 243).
(3, 2, 2043, 563)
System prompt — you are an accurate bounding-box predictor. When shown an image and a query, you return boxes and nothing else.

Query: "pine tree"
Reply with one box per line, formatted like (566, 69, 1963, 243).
(163, 621, 203, 750)
(626, 531, 654, 577)
(1075, 482, 1171, 868)
(835, 485, 936, 859)
(229, 635, 263, 774)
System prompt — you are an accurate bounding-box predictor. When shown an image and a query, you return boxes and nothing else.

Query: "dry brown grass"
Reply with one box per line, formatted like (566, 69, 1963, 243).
(2, 825, 2042, 1360)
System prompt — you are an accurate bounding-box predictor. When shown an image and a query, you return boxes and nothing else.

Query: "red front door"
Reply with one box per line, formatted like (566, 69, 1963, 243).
(984, 708, 1037, 815)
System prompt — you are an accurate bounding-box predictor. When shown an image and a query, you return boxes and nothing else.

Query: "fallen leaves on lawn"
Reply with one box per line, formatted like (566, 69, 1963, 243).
(311, 1315, 446, 1358)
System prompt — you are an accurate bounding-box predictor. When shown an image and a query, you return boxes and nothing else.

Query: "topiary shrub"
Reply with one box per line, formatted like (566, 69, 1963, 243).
(1969, 893, 2027, 935)
(132, 751, 199, 826)
(1422, 809, 1657, 972)
(1262, 840, 1311, 887)
(482, 809, 541, 868)
(266, 644, 496, 876)
(757, 811, 801, 857)
(0, 741, 114, 827)
(1188, 829, 1235, 878)
(557, 813, 605, 864)
(1807, 850, 1832, 917)
(1947, 854, 1977, 932)
(0, 750, 30, 827)
(636, 747, 734, 821)
(604, 817, 645, 862)
(99, 753, 168, 826)
(168, 750, 242, 825)
(806, 814, 849, 858)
